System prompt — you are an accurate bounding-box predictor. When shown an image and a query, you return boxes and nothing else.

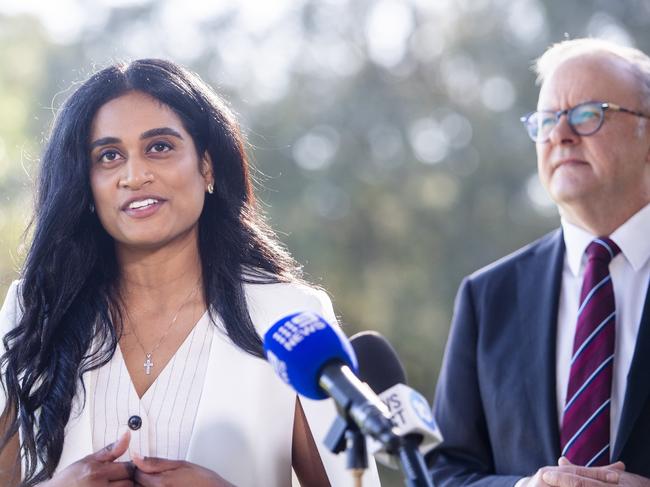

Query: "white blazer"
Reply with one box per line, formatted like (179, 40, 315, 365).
(0, 280, 381, 486)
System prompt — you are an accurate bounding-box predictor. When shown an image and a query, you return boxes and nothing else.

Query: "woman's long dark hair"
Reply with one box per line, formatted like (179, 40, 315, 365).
(0, 59, 302, 485)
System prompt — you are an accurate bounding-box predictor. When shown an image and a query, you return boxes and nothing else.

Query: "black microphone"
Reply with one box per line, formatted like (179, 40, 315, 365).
(351, 331, 439, 487)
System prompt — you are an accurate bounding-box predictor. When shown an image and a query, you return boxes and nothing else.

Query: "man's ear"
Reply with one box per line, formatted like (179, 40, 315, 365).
(201, 152, 214, 186)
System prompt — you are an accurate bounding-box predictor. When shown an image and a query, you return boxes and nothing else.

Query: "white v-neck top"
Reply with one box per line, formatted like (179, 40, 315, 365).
(90, 311, 214, 460)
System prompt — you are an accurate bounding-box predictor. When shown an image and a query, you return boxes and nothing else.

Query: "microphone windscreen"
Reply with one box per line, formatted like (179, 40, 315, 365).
(350, 331, 406, 393)
(264, 311, 358, 400)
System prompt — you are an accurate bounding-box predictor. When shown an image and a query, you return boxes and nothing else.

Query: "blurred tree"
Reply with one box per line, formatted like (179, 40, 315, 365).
(0, 14, 51, 292)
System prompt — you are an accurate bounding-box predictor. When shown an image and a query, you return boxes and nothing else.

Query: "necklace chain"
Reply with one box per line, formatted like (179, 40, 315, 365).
(129, 282, 200, 375)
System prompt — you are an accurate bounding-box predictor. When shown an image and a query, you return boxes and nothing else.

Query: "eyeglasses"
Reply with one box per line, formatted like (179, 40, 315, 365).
(520, 101, 650, 143)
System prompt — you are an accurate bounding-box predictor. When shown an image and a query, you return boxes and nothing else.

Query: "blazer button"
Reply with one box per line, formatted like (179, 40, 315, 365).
(128, 415, 142, 431)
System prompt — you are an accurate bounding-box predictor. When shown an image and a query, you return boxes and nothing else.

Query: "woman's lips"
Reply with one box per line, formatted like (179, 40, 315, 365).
(122, 199, 165, 218)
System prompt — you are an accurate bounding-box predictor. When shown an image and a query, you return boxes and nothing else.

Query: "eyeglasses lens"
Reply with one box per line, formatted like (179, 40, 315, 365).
(568, 103, 603, 135)
(526, 112, 555, 142)
(525, 103, 604, 142)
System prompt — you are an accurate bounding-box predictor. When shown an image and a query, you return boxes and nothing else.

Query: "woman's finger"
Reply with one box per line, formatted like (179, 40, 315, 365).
(108, 481, 135, 487)
(133, 469, 163, 487)
(99, 460, 136, 481)
(92, 430, 131, 463)
(131, 453, 184, 474)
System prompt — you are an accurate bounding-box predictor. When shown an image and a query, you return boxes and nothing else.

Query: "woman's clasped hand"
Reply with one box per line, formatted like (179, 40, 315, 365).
(42, 431, 234, 487)
(131, 454, 235, 487)
(41, 431, 133, 487)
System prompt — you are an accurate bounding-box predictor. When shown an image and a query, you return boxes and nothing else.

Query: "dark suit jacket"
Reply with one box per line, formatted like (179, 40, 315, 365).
(427, 229, 650, 486)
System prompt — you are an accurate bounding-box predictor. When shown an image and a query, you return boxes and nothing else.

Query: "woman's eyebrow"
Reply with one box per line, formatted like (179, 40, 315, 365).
(89, 127, 184, 150)
(140, 127, 184, 140)
(89, 136, 120, 150)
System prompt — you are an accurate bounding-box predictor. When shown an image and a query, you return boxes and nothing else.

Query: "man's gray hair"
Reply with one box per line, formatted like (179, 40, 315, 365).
(535, 38, 650, 112)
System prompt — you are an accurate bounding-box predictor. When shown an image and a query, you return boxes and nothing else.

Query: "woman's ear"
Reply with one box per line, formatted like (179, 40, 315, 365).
(201, 152, 214, 191)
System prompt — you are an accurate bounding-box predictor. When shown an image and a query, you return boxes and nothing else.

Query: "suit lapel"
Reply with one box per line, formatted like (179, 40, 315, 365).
(515, 229, 564, 462)
(612, 279, 650, 460)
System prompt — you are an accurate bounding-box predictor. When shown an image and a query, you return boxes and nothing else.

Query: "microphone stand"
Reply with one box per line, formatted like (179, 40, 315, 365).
(346, 428, 367, 487)
(394, 435, 434, 487)
(324, 414, 434, 487)
(324, 415, 368, 487)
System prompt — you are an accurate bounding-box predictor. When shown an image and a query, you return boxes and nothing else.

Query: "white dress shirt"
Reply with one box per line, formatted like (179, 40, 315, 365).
(556, 203, 650, 455)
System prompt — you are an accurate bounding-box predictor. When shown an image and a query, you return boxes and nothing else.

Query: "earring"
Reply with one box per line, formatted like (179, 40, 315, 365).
(89, 203, 95, 213)
(207, 183, 214, 194)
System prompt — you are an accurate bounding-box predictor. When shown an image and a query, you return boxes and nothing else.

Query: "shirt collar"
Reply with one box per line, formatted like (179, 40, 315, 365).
(562, 218, 594, 277)
(561, 202, 650, 276)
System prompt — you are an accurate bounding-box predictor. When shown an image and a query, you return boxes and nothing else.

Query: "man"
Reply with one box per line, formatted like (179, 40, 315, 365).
(428, 38, 650, 487)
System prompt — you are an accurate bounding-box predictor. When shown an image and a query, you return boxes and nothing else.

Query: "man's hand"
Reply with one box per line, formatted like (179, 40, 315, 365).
(131, 454, 234, 487)
(539, 457, 650, 487)
(520, 457, 650, 487)
(42, 430, 135, 487)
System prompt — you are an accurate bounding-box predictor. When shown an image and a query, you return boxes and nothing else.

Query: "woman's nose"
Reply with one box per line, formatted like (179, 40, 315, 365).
(118, 155, 154, 190)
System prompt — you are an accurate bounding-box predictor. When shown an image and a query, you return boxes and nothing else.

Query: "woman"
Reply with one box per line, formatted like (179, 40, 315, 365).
(0, 59, 379, 486)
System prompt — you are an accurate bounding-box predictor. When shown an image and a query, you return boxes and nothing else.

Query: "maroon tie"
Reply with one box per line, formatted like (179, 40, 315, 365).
(560, 237, 620, 466)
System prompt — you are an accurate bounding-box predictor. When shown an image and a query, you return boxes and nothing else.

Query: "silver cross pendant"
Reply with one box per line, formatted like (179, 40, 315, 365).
(144, 353, 154, 375)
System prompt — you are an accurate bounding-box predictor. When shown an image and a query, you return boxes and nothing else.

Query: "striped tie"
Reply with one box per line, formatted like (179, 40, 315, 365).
(560, 237, 620, 466)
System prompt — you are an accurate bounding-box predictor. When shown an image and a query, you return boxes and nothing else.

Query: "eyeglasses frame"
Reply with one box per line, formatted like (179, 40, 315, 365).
(520, 101, 650, 143)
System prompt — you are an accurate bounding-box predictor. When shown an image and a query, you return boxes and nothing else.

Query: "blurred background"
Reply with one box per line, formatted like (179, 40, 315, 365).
(1, 0, 649, 484)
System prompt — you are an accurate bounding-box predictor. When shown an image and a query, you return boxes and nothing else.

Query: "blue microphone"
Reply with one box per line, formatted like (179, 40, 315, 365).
(264, 311, 399, 449)
(264, 311, 358, 399)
